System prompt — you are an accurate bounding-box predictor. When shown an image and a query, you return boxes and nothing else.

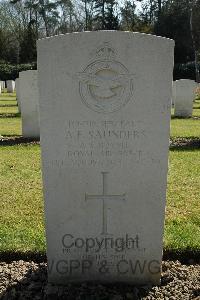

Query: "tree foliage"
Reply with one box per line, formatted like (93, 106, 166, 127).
(0, 0, 199, 80)
(0, 61, 36, 80)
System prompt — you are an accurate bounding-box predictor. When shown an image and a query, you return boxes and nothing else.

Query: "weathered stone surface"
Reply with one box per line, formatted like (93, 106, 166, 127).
(19, 70, 40, 138)
(37, 31, 174, 285)
(15, 78, 21, 113)
(174, 79, 197, 117)
(7, 80, 15, 93)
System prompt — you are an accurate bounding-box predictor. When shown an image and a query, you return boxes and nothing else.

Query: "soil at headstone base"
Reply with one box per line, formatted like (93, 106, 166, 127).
(0, 260, 199, 300)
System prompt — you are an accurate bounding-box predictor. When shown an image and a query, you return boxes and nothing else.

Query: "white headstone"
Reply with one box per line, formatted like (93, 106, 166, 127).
(15, 78, 21, 113)
(0, 80, 5, 91)
(37, 31, 174, 285)
(19, 70, 40, 138)
(174, 79, 197, 117)
(0, 81, 2, 94)
(172, 81, 176, 106)
(7, 80, 15, 93)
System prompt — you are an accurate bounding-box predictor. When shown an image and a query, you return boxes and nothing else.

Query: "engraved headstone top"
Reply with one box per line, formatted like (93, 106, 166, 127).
(37, 31, 174, 285)
(75, 42, 133, 113)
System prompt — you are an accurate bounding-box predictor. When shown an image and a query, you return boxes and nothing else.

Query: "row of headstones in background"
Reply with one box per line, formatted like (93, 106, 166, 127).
(172, 79, 197, 117)
(12, 33, 197, 284)
(16, 70, 40, 138)
(15, 78, 21, 112)
(7, 80, 15, 93)
(0, 80, 15, 93)
(0, 81, 6, 93)
(37, 31, 174, 285)
(14, 71, 196, 141)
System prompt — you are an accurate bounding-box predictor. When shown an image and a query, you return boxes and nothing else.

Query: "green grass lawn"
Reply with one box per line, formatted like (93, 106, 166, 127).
(0, 117, 21, 136)
(0, 93, 21, 136)
(165, 149, 200, 250)
(0, 93, 199, 253)
(170, 118, 200, 138)
(0, 145, 199, 253)
(0, 145, 45, 252)
(0, 106, 19, 114)
(0, 100, 17, 106)
(0, 92, 16, 98)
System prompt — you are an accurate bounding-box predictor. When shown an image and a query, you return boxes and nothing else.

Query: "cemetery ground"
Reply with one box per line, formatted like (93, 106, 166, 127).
(0, 92, 200, 299)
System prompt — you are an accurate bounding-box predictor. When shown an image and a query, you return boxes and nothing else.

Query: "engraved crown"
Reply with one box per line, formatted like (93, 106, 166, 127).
(95, 42, 116, 60)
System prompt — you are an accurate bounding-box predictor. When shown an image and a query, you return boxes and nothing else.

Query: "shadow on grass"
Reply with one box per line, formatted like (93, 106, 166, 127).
(171, 115, 200, 120)
(0, 251, 46, 263)
(0, 136, 40, 146)
(0, 136, 199, 149)
(0, 112, 20, 118)
(0, 104, 17, 107)
(170, 137, 200, 150)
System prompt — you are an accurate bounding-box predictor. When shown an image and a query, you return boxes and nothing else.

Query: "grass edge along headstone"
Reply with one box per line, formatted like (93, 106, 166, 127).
(37, 31, 174, 285)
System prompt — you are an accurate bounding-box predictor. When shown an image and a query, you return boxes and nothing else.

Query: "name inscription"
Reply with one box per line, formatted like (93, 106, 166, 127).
(44, 119, 158, 168)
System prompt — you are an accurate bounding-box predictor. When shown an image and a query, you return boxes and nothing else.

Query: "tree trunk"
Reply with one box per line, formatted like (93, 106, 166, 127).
(190, 4, 200, 82)
(84, 0, 88, 30)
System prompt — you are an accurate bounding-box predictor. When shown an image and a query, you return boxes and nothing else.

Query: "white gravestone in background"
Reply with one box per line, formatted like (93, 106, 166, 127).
(15, 78, 21, 113)
(174, 79, 197, 117)
(7, 80, 15, 93)
(172, 81, 176, 106)
(0, 81, 1, 94)
(0, 81, 5, 91)
(19, 70, 40, 138)
(38, 31, 174, 285)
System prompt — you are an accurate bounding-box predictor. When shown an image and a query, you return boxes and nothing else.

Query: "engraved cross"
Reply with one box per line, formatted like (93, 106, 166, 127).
(85, 172, 126, 235)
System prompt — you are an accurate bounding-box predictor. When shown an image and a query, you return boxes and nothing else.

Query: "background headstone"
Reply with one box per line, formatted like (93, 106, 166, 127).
(172, 81, 176, 106)
(15, 78, 21, 113)
(6, 80, 15, 93)
(174, 79, 197, 117)
(0, 81, 2, 94)
(0, 81, 5, 91)
(38, 31, 174, 285)
(19, 70, 40, 138)
(2, 81, 5, 90)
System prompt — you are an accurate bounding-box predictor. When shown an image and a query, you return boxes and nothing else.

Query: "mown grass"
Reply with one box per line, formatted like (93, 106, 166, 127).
(0, 106, 18, 114)
(165, 149, 200, 250)
(192, 99, 200, 117)
(0, 95, 200, 138)
(0, 93, 199, 253)
(170, 118, 200, 138)
(0, 93, 21, 136)
(0, 145, 45, 252)
(0, 144, 199, 252)
(0, 92, 16, 98)
(0, 118, 21, 136)
(0, 100, 17, 106)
